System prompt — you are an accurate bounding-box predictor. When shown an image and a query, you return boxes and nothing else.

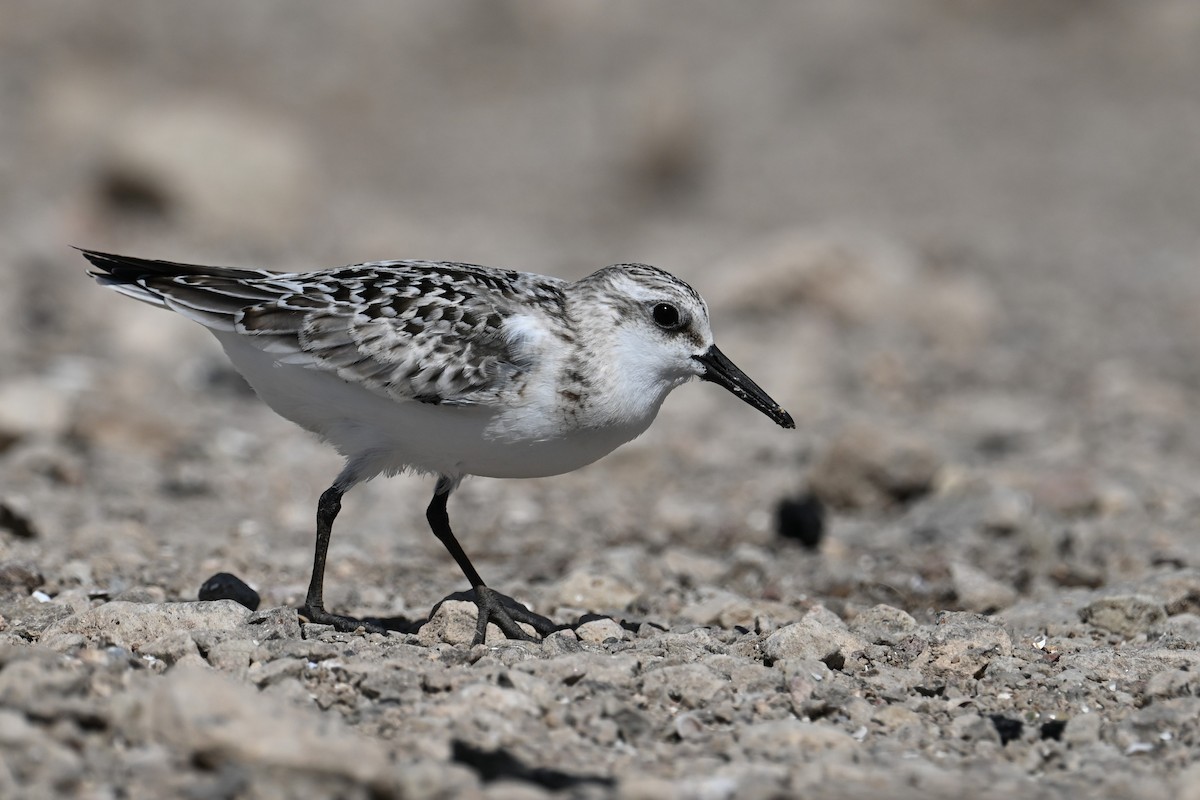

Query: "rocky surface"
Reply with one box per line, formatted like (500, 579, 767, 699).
(4, 3, 1200, 798)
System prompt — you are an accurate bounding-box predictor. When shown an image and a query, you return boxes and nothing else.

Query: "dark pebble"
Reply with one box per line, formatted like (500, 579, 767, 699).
(198, 572, 260, 611)
(990, 714, 1023, 745)
(451, 740, 613, 791)
(775, 493, 826, 549)
(1040, 719, 1067, 741)
(0, 501, 38, 539)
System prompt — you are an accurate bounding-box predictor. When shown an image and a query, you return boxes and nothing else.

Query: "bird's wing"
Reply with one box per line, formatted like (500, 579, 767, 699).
(82, 250, 562, 406)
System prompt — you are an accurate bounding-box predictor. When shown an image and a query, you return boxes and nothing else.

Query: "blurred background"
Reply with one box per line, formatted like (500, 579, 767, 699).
(1, 0, 1199, 615)
(5, 0, 1200, 367)
(2, 1, 1198, 380)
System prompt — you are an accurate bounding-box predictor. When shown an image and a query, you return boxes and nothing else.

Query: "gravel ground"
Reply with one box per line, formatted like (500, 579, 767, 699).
(3, 3, 1200, 798)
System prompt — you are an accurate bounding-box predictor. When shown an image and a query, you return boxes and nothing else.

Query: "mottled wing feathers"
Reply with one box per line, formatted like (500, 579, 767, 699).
(236, 266, 534, 405)
(82, 250, 562, 407)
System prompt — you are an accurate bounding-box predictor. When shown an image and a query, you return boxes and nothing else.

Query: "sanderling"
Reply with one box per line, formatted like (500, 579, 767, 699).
(82, 249, 794, 644)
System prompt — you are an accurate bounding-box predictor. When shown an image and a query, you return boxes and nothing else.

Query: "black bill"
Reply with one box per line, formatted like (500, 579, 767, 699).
(693, 344, 795, 429)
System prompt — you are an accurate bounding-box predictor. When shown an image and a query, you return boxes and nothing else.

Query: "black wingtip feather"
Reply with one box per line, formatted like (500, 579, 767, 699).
(76, 247, 267, 282)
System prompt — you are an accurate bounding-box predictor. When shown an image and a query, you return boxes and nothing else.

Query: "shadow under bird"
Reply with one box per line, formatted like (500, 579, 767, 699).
(81, 249, 794, 644)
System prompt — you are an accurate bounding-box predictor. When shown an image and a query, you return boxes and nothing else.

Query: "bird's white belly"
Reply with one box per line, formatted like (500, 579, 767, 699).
(214, 332, 647, 482)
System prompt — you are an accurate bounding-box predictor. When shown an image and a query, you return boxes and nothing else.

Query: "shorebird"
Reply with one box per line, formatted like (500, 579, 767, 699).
(83, 249, 794, 644)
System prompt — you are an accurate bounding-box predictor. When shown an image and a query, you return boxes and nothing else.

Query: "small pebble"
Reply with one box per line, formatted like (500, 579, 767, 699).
(989, 714, 1023, 745)
(774, 493, 825, 549)
(198, 572, 261, 611)
(0, 500, 38, 540)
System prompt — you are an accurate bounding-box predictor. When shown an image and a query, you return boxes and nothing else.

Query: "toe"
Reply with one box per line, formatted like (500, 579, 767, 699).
(470, 587, 552, 644)
(301, 605, 387, 635)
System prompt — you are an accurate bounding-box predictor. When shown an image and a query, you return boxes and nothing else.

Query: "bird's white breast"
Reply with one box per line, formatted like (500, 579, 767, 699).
(213, 330, 655, 484)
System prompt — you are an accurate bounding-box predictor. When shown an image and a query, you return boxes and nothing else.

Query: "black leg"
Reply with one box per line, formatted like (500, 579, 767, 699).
(300, 485, 384, 633)
(426, 483, 557, 645)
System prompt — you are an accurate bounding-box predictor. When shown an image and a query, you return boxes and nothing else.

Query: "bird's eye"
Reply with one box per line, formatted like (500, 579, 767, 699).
(651, 302, 682, 330)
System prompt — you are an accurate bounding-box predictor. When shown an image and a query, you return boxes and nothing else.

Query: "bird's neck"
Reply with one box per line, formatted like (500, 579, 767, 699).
(562, 317, 684, 433)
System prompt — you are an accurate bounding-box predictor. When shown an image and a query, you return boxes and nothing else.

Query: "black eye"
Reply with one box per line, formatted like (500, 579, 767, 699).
(652, 303, 682, 330)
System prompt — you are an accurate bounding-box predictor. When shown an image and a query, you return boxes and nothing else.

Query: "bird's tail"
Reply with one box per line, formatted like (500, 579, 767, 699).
(79, 248, 264, 306)
(78, 247, 291, 331)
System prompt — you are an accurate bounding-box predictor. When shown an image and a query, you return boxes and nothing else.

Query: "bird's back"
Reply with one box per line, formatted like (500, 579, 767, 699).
(82, 250, 570, 409)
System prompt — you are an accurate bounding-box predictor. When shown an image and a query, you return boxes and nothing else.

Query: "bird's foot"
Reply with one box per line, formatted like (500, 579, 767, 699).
(471, 586, 558, 646)
(300, 604, 388, 635)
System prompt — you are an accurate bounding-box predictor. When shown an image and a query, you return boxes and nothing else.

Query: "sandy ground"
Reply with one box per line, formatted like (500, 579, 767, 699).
(3, 2, 1200, 798)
